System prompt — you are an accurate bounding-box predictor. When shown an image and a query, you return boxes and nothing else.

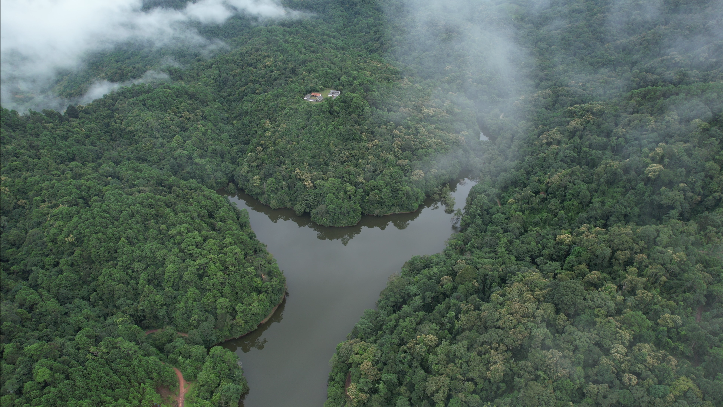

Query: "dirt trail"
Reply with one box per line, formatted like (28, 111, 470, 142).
(174, 367, 188, 407)
(143, 329, 189, 405)
(144, 288, 286, 404)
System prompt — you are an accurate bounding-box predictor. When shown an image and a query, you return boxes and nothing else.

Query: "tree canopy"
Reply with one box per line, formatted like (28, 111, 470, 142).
(2, 0, 721, 405)
(326, 0, 723, 405)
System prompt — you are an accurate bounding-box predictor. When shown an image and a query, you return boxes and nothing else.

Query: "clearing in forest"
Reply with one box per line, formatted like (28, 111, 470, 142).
(303, 88, 340, 102)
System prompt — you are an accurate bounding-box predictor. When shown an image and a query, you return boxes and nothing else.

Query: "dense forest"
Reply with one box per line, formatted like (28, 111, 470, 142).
(14, 0, 479, 228)
(326, 0, 723, 406)
(0, 108, 286, 404)
(1, 0, 721, 405)
(1, 0, 474, 404)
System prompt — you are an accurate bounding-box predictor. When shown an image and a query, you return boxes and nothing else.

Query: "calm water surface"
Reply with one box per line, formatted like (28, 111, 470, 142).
(223, 178, 477, 407)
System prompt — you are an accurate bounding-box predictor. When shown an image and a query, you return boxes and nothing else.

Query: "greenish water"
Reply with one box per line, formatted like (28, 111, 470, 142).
(223, 178, 477, 406)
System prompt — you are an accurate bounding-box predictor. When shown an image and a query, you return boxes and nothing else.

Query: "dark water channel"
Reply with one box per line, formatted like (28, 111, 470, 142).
(223, 178, 477, 406)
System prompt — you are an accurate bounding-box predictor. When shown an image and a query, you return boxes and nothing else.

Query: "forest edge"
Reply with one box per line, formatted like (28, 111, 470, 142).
(144, 284, 288, 405)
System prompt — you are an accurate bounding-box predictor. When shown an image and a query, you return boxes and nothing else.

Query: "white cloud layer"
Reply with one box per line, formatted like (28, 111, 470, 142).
(0, 0, 301, 111)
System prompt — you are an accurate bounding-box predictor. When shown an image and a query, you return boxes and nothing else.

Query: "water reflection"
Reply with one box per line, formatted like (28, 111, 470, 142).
(225, 298, 286, 353)
(222, 177, 477, 407)
(228, 177, 469, 245)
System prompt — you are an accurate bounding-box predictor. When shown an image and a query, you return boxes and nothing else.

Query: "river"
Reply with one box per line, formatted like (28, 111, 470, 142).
(222, 178, 477, 406)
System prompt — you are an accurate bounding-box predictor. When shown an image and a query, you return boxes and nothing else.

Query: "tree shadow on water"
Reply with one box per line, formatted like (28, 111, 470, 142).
(222, 297, 286, 353)
(224, 176, 475, 246)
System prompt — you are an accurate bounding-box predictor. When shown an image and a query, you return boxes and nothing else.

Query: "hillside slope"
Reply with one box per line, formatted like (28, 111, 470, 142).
(326, 0, 723, 405)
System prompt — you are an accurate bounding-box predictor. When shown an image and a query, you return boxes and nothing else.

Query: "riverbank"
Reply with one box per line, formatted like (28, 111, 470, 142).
(145, 285, 286, 405)
(221, 174, 469, 228)
(144, 284, 287, 343)
(222, 177, 478, 406)
(220, 284, 288, 343)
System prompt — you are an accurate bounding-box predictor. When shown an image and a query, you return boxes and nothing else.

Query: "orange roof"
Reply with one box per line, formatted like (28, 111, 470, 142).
(311, 92, 321, 96)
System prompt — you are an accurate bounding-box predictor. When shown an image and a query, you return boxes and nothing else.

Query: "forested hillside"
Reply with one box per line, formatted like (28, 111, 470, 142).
(326, 0, 723, 406)
(0, 107, 286, 405)
(2, 0, 721, 405)
(1, 0, 479, 404)
(23, 0, 480, 227)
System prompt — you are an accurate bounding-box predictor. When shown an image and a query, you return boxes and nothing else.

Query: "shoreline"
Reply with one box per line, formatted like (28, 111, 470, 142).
(144, 283, 289, 345)
(218, 283, 288, 344)
(220, 173, 475, 228)
(144, 284, 287, 405)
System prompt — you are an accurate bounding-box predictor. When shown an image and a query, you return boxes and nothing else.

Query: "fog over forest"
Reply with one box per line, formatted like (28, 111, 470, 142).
(0, 0, 303, 111)
(1, 0, 722, 406)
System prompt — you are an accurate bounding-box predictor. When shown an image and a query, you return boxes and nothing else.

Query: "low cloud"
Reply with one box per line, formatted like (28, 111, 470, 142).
(79, 70, 171, 105)
(382, 0, 533, 142)
(1, 0, 302, 111)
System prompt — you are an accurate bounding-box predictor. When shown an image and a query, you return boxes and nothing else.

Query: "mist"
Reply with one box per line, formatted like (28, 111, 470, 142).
(529, 0, 722, 100)
(0, 0, 303, 111)
(384, 0, 722, 143)
(377, 0, 538, 184)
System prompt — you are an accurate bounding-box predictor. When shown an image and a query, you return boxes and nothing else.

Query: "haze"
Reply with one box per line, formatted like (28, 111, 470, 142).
(0, 0, 302, 111)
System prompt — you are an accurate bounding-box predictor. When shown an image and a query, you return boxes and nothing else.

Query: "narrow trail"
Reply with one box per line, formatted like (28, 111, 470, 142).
(143, 329, 189, 405)
(144, 290, 286, 405)
(174, 367, 188, 407)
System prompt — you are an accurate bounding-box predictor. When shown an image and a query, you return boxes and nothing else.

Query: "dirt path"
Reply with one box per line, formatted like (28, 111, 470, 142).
(144, 288, 286, 404)
(143, 329, 190, 405)
(174, 367, 188, 407)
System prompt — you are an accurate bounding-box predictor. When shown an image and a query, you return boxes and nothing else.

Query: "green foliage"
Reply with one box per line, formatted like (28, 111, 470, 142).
(200, 23, 474, 225)
(1, 99, 282, 404)
(326, 0, 723, 405)
(3, 0, 722, 405)
(33, 0, 476, 227)
(194, 346, 248, 405)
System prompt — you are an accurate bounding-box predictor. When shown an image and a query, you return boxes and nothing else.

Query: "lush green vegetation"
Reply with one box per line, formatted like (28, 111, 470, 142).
(326, 0, 723, 406)
(2, 0, 721, 405)
(1, 0, 476, 404)
(0, 106, 285, 405)
(186, 10, 477, 226)
(40, 0, 479, 227)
